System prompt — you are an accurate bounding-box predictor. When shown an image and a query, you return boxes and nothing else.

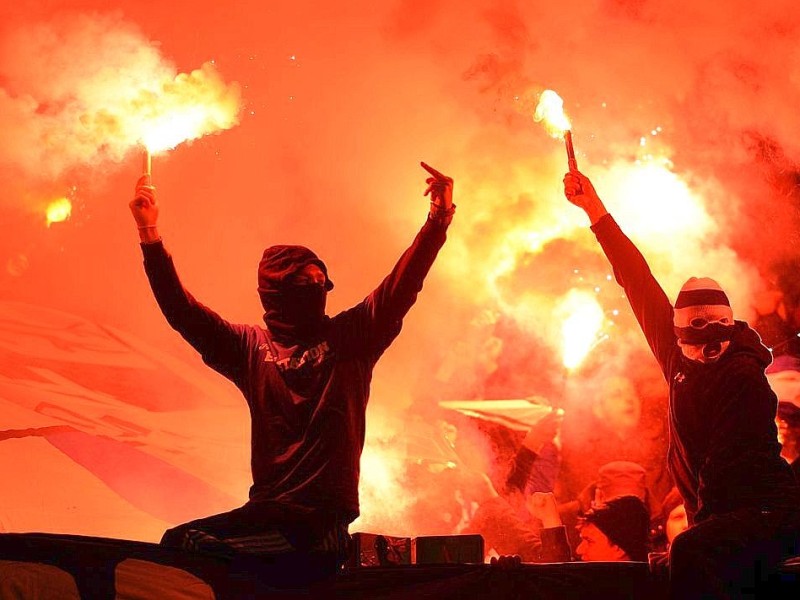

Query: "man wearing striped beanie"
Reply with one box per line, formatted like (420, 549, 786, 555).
(673, 277, 734, 363)
(563, 169, 800, 600)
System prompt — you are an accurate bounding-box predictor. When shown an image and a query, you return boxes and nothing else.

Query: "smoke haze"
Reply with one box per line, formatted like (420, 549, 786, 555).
(1, 0, 799, 540)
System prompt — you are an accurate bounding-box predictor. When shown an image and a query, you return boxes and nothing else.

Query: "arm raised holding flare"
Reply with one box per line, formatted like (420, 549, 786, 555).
(127, 162, 455, 587)
(130, 175, 160, 244)
(562, 168, 800, 598)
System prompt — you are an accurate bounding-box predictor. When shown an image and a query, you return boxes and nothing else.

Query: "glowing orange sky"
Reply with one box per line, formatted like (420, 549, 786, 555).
(1, 0, 800, 541)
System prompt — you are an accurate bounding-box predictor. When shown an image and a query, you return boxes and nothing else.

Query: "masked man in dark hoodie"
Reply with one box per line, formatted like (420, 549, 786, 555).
(563, 169, 800, 599)
(129, 162, 454, 586)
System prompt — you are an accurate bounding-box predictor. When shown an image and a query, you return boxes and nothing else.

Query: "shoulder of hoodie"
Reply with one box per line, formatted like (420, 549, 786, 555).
(721, 321, 774, 377)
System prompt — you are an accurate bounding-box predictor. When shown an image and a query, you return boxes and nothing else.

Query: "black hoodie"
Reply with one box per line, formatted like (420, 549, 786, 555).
(592, 215, 800, 524)
(141, 217, 449, 524)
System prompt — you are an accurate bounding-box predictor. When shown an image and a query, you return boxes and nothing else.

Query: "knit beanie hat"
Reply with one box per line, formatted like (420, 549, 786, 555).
(582, 496, 650, 561)
(673, 277, 734, 345)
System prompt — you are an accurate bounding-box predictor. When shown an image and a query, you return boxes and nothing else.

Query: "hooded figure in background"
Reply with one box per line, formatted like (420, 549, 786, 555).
(129, 162, 454, 588)
(563, 169, 800, 600)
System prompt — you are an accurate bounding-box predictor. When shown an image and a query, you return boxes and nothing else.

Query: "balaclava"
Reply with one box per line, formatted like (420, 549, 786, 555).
(257, 245, 333, 340)
(673, 277, 734, 363)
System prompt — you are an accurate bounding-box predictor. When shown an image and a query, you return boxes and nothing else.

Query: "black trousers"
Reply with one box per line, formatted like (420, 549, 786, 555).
(160, 500, 351, 589)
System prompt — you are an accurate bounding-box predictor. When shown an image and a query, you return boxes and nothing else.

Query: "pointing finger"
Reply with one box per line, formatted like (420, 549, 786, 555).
(421, 161, 447, 180)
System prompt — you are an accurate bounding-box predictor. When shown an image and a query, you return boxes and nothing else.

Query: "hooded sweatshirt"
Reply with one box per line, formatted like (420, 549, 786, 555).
(141, 217, 448, 525)
(591, 215, 800, 524)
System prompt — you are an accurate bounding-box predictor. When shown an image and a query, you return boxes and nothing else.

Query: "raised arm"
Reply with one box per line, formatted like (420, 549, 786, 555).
(505, 408, 563, 495)
(129, 177, 246, 380)
(374, 162, 453, 321)
(563, 170, 676, 376)
(342, 163, 455, 353)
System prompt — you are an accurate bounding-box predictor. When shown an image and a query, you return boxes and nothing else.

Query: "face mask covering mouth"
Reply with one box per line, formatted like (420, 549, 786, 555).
(702, 341, 722, 360)
(677, 339, 730, 364)
(260, 283, 328, 340)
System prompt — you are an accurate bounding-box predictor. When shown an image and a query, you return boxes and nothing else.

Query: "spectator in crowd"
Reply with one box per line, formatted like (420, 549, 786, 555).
(766, 356, 800, 479)
(650, 486, 690, 554)
(575, 496, 652, 562)
(559, 460, 662, 556)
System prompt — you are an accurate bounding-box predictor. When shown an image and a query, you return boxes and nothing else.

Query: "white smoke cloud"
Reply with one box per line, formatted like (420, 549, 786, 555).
(0, 12, 240, 181)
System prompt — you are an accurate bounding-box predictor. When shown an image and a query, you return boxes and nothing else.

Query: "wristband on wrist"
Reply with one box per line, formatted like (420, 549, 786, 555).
(429, 202, 456, 224)
(138, 225, 158, 230)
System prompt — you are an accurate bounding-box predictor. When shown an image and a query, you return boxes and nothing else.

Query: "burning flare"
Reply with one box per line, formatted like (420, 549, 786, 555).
(46, 197, 72, 226)
(534, 89, 572, 139)
(534, 89, 578, 171)
(0, 15, 242, 179)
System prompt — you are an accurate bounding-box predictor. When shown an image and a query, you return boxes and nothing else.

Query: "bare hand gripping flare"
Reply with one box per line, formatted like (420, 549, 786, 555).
(564, 129, 578, 173)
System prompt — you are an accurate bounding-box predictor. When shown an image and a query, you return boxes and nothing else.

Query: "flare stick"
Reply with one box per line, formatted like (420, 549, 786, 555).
(564, 130, 578, 172)
(143, 147, 152, 181)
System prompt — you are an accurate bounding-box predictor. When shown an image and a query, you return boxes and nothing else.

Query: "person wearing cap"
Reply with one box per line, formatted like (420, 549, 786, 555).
(129, 162, 454, 585)
(563, 169, 800, 599)
(558, 459, 661, 555)
(766, 356, 800, 479)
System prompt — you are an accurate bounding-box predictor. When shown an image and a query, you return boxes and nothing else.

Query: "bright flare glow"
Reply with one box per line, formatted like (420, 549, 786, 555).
(557, 289, 605, 371)
(610, 161, 713, 243)
(135, 62, 241, 153)
(534, 89, 572, 138)
(354, 441, 411, 533)
(46, 198, 72, 226)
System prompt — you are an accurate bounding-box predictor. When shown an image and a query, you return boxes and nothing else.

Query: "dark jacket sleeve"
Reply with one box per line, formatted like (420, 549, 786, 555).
(538, 526, 573, 562)
(334, 216, 449, 355)
(140, 240, 247, 382)
(591, 215, 676, 378)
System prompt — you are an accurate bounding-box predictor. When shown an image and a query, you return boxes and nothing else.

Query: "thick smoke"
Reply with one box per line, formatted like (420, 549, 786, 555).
(2, 0, 800, 541)
(0, 12, 240, 182)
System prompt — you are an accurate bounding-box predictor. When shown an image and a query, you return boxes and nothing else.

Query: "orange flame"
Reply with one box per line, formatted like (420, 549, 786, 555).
(46, 197, 72, 226)
(534, 89, 571, 138)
